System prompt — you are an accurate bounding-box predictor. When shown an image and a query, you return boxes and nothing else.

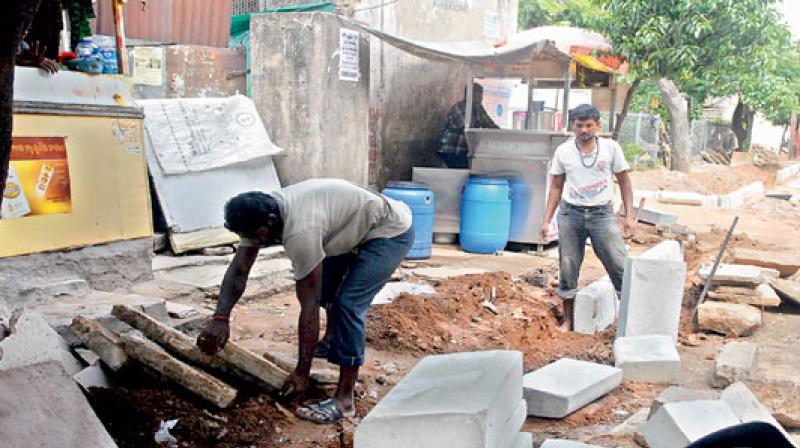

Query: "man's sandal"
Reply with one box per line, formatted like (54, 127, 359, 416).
(295, 399, 355, 424)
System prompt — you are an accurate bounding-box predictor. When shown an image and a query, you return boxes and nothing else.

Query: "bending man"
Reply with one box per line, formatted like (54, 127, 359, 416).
(197, 179, 412, 424)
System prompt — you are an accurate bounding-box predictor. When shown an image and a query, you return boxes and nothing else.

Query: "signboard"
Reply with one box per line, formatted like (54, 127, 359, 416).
(479, 79, 517, 129)
(133, 46, 164, 86)
(483, 11, 501, 41)
(339, 28, 360, 82)
(2, 137, 71, 219)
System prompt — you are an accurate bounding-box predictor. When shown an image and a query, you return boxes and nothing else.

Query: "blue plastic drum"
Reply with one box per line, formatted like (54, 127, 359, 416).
(460, 176, 511, 254)
(382, 181, 435, 259)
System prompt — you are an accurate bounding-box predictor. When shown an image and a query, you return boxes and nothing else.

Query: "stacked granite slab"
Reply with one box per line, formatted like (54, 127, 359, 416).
(523, 358, 623, 418)
(612, 241, 685, 383)
(354, 351, 531, 448)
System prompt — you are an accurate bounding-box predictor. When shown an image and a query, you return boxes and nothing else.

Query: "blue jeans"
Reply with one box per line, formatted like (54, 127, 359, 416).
(320, 229, 413, 366)
(556, 201, 627, 299)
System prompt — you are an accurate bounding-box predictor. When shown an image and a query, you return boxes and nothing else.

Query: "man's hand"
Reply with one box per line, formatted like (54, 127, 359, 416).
(197, 319, 230, 354)
(18, 41, 59, 74)
(540, 221, 551, 243)
(622, 214, 636, 238)
(280, 368, 311, 398)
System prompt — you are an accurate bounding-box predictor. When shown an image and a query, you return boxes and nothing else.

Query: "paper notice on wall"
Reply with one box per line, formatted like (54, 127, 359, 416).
(339, 28, 360, 82)
(483, 11, 501, 41)
(2, 137, 71, 219)
(112, 119, 143, 156)
(133, 46, 164, 86)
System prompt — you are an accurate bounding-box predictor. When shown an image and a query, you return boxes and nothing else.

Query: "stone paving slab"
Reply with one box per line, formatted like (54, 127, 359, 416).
(613, 335, 681, 384)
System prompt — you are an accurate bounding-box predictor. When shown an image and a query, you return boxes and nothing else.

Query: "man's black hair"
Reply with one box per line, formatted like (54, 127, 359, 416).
(224, 191, 280, 235)
(463, 83, 484, 98)
(570, 104, 601, 122)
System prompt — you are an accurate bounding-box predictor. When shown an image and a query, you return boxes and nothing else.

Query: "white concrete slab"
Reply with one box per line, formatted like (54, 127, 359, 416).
(354, 350, 522, 448)
(523, 358, 622, 418)
(155, 257, 293, 290)
(0, 312, 83, 375)
(713, 342, 759, 388)
(540, 440, 604, 448)
(613, 335, 681, 384)
(0, 361, 118, 447)
(574, 276, 618, 335)
(643, 400, 740, 448)
(510, 432, 533, 448)
(649, 387, 721, 419)
(618, 241, 686, 343)
(74, 363, 114, 392)
(411, 267, 487, 280)
(372, 281, 437, 305)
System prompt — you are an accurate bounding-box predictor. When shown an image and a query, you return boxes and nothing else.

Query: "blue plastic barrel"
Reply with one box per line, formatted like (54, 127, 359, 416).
(460, 176, 511, 254)
(382, 181, 435, 259)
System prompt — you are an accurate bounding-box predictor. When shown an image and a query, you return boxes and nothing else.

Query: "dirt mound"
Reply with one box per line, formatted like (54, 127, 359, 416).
(366, 273, 613, 370)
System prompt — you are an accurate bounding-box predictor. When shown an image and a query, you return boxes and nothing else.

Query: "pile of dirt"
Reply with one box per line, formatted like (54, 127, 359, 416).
(89, 387, 288, 448)
(629, 161, 777, 195)
(366, 273, 613, 371)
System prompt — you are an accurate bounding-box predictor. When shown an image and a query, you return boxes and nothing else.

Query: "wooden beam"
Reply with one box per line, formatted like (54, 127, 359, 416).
(69, 316, 128, 371)
(112, 305, 288, 392)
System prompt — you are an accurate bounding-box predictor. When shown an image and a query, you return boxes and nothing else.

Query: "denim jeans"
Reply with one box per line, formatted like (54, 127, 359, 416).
(319, 228, 413, 366)
(556, 201, 627, 299)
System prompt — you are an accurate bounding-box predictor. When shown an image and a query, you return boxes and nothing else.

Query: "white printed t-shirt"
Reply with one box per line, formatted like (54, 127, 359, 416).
(549, 137, 630, 207)
(241, 179, 412, 281)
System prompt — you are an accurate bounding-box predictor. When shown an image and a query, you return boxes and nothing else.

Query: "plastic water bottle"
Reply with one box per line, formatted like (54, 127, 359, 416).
(100, 48, 118, 74)
(76, 38, 99, 59)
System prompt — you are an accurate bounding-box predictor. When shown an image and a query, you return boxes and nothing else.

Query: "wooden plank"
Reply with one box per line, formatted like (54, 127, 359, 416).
(112, 305, 287, 391)
(69, 316, 128, 371)
(169, 227, 239, 254)
(118, 331, 238, 408)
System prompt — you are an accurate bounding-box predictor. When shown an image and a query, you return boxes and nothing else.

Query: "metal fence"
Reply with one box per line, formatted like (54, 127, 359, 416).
(601, 112, 662, 156)
(690, 120, 737, 159)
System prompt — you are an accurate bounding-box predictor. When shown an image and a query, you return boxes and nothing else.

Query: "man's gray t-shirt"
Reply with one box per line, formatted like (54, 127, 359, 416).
(247, 179, 412, 280)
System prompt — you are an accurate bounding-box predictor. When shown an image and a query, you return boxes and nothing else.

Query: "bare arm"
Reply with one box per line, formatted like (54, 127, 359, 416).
(293, 263, 323, 377)
(541, 174, 565, 241)
(616, 170, 635, 234)
(214, 245, 259, 317)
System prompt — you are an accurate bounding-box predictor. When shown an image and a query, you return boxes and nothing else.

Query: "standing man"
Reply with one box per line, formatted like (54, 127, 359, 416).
(541, 104, 634, 330)
(436, 83, 499, 169)
(197, 179, 412, 424)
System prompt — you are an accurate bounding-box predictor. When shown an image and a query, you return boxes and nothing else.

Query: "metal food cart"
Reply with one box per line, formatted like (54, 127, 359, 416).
(351, 23, 623, 247)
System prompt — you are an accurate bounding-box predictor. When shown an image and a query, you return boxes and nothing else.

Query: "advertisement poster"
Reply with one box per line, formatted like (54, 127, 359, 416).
(133, 46, 164, 86)
(2, 137, 71, 219)
(339, 28, 360, 82)
(479, 78, 518, 129)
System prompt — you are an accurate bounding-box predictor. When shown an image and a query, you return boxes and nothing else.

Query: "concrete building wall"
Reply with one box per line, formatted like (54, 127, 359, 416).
(250, 13, 371, 186)
(355, 0, 519, 188)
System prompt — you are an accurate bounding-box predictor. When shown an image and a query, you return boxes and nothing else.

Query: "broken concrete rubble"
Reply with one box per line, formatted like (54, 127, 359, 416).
(769, 277, 800, 308)
(69, 316, 129, 371)
(649, 386, 721, 419)
(618, 240, 686, 343)
(523, 358, 622, 418)
(642, 400, 741, 448)
(411, 266, 488, 280)
(699, 264, 779, 287)
(155, 257, 294, 291)
(613, 335, 681, 384)
(0, 362, 118, 447)
(372, 281, 437, 305)
(713, 342, 759, 388)
(697, 302, 762, 336)
(573, 276, 617, 335)
(707, 283, 781, 307)
(540, 440, 604, 448)
(0, 312, 83, 375)
(732, 249, 800, 278)
(355, 350, 523, 448)
(74, 363, 114, 392)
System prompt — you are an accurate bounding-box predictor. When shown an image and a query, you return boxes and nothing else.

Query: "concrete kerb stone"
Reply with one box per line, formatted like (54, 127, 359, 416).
(713, 341, 759, 388)
(720, 381, 797, 447)
(354, 350, 522, 448)
(523, 358, 622, 418)
(777, 163, 800, 184)
(649, 387, 721, 419)
(540, 440, 605, 448)
(620, 204, 679, 226)
(617, 240, 686, 343)
(0, 312, 84, 376)
(718, 182, 765, 209)
(642, 400, 741, 448)
(497, 399, 527, 448)
(613, 335, 681, 384)
(574, 276, 618, 335)
(510, 432, 534, 448)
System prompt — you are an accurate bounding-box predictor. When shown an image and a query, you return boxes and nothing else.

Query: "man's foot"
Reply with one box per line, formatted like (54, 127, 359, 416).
(295, 398, 354, 424)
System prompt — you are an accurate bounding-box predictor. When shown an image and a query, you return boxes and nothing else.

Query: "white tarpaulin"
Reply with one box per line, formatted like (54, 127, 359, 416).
(140, 95, 283, 175)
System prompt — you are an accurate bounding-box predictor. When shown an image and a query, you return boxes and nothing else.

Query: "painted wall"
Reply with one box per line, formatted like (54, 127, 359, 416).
(354, 0, 520, 188)
(250, 13, 371, 186)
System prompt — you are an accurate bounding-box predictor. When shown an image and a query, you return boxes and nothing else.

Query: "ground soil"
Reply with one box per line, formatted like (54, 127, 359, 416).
(88, 156, 800, 448)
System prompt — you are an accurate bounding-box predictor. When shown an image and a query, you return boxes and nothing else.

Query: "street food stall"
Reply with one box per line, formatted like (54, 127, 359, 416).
(350, 23, 625, 247)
